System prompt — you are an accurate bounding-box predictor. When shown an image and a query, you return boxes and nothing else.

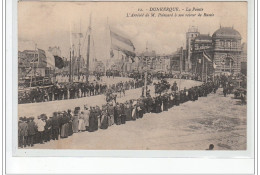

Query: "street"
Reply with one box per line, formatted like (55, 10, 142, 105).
(28, 86, 246, 150)
(18, 78, 202, 117)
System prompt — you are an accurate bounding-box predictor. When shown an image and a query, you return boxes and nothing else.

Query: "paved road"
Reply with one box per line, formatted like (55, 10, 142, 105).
(18, 78, 201, 117)
(29, 88, 246, 150)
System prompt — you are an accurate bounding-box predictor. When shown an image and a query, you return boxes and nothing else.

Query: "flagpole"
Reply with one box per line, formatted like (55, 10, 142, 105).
(86, 13, 92, 83)
(36, 45, 39, 85)
(213, 64, 215, 83)
(144, 56, 148, 97)
(69, 23, 72, 83)
(72, 44, 75, 82)
(69, 48, 72, 82)
(179, 47, 182, 90)
(205, 61, 208, 83)
(202, 53, 204, 82)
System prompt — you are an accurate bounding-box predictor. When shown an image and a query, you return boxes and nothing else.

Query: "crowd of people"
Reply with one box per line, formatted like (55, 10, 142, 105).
(18, 78, 149, 104)
(18, 79, 218, 148)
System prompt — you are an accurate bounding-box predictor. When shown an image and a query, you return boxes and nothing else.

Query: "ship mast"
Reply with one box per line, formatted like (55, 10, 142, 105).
(78, 18, 82, 81)
(86, 14, 92, 83)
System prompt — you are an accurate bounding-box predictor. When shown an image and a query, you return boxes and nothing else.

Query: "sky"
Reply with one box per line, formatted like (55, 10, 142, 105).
(18, 1, 247, 60)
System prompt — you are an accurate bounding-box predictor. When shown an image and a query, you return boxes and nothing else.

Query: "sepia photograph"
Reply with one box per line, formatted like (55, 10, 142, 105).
(17, 1, 248, 150)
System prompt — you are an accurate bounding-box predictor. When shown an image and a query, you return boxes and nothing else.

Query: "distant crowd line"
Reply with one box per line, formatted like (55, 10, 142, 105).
(18, 80, 218, 148)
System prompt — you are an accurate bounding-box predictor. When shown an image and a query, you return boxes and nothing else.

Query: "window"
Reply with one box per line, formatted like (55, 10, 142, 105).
(220, 41, 224, 47)
(227, 41, 230, 47)
(224, 57, 234, 66)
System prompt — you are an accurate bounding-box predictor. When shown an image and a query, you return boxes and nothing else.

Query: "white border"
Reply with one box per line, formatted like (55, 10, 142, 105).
(5, 0, 256, 174)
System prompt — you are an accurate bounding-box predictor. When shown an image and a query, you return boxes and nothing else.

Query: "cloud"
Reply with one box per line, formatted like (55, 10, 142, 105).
(18, 1, 247, 60)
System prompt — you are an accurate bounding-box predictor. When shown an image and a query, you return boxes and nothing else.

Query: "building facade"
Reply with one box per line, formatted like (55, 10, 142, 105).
(191, 34, 213, 76)
(18, 49, 47, 78)
(212, 27, 242, 75)
(190, 26, 244, 76)
(186, 26, 200, 71)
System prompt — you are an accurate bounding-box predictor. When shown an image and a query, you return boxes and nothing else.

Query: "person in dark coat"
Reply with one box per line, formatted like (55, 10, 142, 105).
(155, 96, 162, 113)
(175, 92, 180, 106)
(114, 103, 121, 125)
(139, 100, 144, 118)
(88, 107, 96, 132)
(146, 97, 153, 113)
(223, 86, 227, 97)
(18, 117, 23, 147)
(107, 103, 115, 126)
(18, 117, 28, 148)
(44, 117, 51, 142)
(51, 112, 60, 140)
(125, 101, 132, 121)
(60, 112, 70, 138)
(95, 106, 102, 129)
(93, 107, 99, 131)
(27, 117, 37, 147)
(67, 109, 73, 136)
(100, 106, 109, 129)
(120, 103, 126, 124)
(162, 94, 168, 111)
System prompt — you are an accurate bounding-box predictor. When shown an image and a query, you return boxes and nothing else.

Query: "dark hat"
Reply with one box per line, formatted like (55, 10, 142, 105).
(75, 107, 80, 111)
(68, 109, 71, 113)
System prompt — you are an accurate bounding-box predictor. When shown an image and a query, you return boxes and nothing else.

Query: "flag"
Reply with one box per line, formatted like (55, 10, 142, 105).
(110, 29, 135, 57)
(45, 51, 55, 68)
(203, 51, 212, 62)
(54, 55, 65, 69)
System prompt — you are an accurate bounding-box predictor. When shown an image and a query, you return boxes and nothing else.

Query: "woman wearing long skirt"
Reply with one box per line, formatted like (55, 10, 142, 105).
(114, 104, 119, 125)
(100, 111, 109, 129)
(108, 104, 114, 126)
(67, 110, 73, 136)
(72, 110, 79, 133)
(83, 108, 90, 131)
(60, 113, 69, 138)
(132, 102, 137, 121)
(120, 104, 126, 124)
(94, 108, 99, 131)
(125, 102, 132, 121)
(95, 106, 102, 129)
(88, 107, 96, 132)
(78, 112, 86, 132)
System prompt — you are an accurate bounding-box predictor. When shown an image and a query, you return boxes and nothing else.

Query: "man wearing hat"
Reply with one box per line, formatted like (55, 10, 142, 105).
(67, 109, 73, 136)
(27, 117, 37, 147)
(51, 112, 60, 140)
(72, 108, 80, 133)
(44, 116, 52, 142)
(37, 114, 46, 144)
(18, 117, 28, 148)
(107, 102, 115, 126)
